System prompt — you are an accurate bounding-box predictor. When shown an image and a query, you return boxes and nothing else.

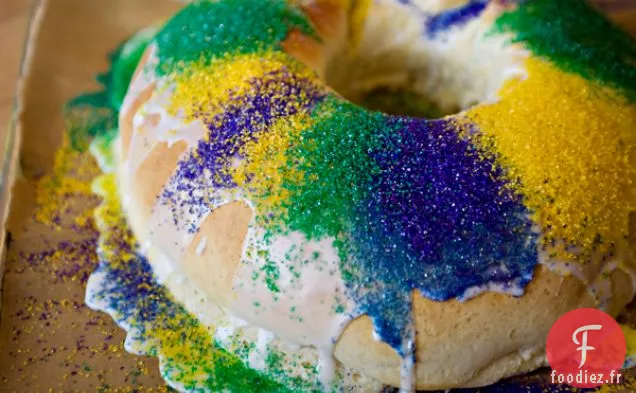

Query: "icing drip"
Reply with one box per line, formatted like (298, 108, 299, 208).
(317, 347, 337, 390)
(127, 84, 207, 175)
(196, 236, 207, 256)
(398, 321, 416, 393)
(399, 355, 415, 393)
(544, 258, 636, 311)
(146, 192, 212, 282)
(249, 328, 276, 370)
(232, 228, 354, 349)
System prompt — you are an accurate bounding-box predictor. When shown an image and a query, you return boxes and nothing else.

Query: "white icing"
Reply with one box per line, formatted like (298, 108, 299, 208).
(141, 240, 152, 254)
(542, 254, 636, 311)
(230, 225, 354, 349)
(120, 26, 159, 58)
(146, 202, 209, 282)
(399, 321, 416, 393)
(249, 328, 276, 371)
(119, 44, 212, 283)
(127, 84, 206, 175)
(196, 236, 207, 256)
(120, 45, 158, 117)
(399, 354, 416, 393)
(214, 316, 250, 345)
(459, 280, 525, 302)
(519, 346, 538, 362)
(317, 347, 337, 389)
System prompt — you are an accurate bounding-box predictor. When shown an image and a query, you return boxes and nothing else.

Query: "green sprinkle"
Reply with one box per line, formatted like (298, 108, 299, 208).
(109, 26, 158, 109)
(66, 27, 154, 151)
(493, 0, 636, 100)
(154, 0, 316, 75)
(278, 97, 389, 239)
(261, 257, 281, 293)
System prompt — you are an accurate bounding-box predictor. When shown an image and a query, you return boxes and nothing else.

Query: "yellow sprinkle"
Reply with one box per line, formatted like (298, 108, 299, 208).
(93, 172, 241, 376)
(169, 51, 315, 125)
(622, 324, 636, 359)
(467, 57, 636, 262)
(349, 0, 372, 52)
(93, 174, 137, 264)
(34, 134, 99, 228)
(231, 113, 311, 218)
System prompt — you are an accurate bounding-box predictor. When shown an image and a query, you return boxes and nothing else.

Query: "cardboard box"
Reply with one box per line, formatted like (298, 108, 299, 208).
(0, 1, 182, 390)
(0, 0, 635, 391)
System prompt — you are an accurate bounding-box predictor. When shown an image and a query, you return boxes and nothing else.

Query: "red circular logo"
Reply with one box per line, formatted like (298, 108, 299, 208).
(546, 308, 625, 388)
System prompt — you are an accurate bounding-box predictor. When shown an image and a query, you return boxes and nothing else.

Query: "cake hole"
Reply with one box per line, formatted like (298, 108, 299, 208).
(320, 1, 526, 119)
(356, 87, 451, 119)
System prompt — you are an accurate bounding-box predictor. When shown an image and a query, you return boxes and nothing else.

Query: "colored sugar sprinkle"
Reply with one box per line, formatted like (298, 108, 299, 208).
(151, 0, 636, 358)
(153, 0, 316, 76)
(466, 57, 636, 261)
(229, 96, 536, 350)
(168, 51, 319, 125)
(34, 134, 100, 229)
(13, 238, 99, 284)
(1, 110, 174, 390)
(69, 19, 330, 391)
(426, 0, 488, 37)
(162, 55, 325, 231)
(493, 0, 636, 100)
(232, 113, 314, 216)
(341, 115, 536, 349)
(89, 175, 301, 393)
(21, 19, 325, 391)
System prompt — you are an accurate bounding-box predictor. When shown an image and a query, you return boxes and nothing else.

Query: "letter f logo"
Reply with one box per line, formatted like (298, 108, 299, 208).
(547, 309, 625, 388)
(572, 324, 602, 368)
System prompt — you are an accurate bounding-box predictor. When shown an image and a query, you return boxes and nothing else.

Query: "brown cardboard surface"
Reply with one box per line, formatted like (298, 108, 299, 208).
(0, 0, 31, 131)
(0, 1, 181, 391)
(0, 1, 635, 392)
(0, 0, 33, 310)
